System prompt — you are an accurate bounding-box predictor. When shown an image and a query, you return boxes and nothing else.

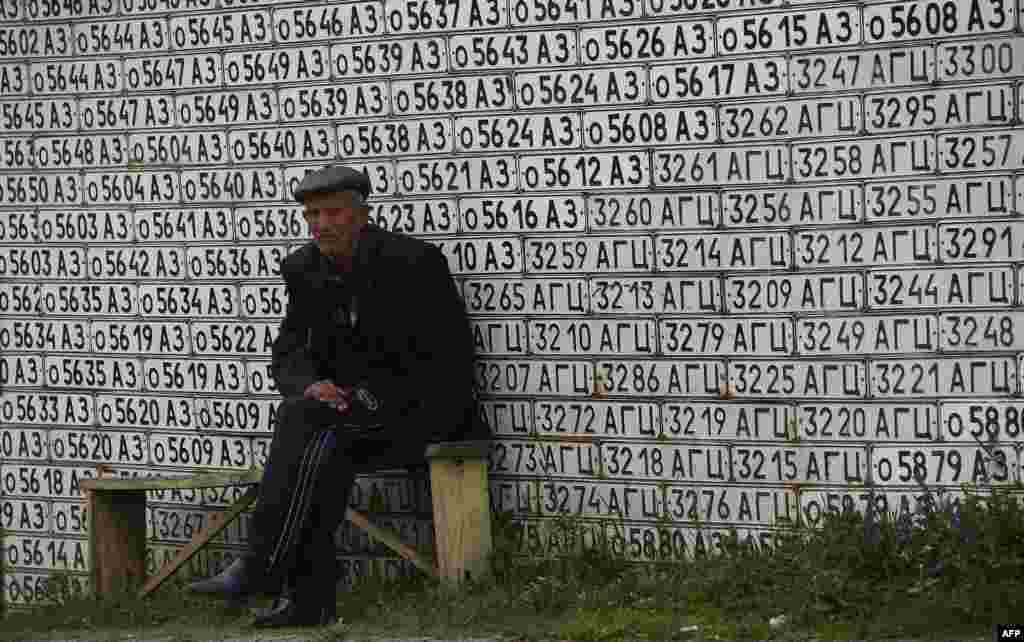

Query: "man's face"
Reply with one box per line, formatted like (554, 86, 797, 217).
(302, 191, 369, 260)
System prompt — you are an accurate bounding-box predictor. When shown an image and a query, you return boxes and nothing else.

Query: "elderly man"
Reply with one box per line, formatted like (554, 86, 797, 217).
(188, 165, 489, 627)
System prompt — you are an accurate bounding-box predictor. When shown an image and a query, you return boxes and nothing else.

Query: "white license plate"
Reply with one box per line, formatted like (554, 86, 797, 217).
(142, 358, 247, 394)
(530, 318, 657, 355)
(38, 283, 136, 316)
(594, 276, 720, 314)
(334, 37, 446, 77)
(432, 237, 522, 275)
(0, 98, 78, 132)
(668, 485, 797, 526)
(470, 319, 527, 356)
(95, 394, 197, 430)
(490, 439, 600, 476)
(798, 489, 943, 527)
(82, 171, 177, 204)
(718, 7, 858, 54)
(277, 81, 390, 121)
(148, 432, 252, 469)
(367, 198, 457, 235)
(523, 235, 654, 273)
(0, 319, 89, 353)
(510, 0, 643, 24)
(3, 571, 89, 606)
(44, 356, 141, 391)
(937, 128, 1024, 173)
(51, 501, 87, 535)
(651, 57, 787, 103)
(451, 31, 573, 70)
(396, 156, 515, 194)
(729, 359, 865, 397)
(520, 151, 648, 190)
(193, 398, 276, 432)
(0, 62, 27, 95)
(661, 401, 790, 439)
(515, 67, 645, 109)
(793, 135, 935, 180)
(726, 272, 862, 314)
(1, 173, 81, 205)
(2, 535, 89, 572)
(592, 443, 726, 482)
(127, 131, 227, 166)
(0, 137, 33, 169)
(123, 53, 220, 91)
(797, 313, 937, 355)
(340, 118, 451, 158)
(790, 45, 933, 93)
(0, 24, 73, 56)
(661, 317, 792, 356)
(939, 221, 1024, 262)
(223, 45, 328, 85)
(870, 356, 1017, 397)
(176, 89, 279, 127)
(147, 506, 216, 542)
(732, 445, 867, 484)
(866, 85, 1014, 133)
(88, 246, 187, 280)
(864, 0, 1015, 44)
(720, 96, 860, 141)
(169, 10, 272, 50)
(91, 321, 189, 355)
(189, 322, 277, 357)
(273, 3, 384, 42)
(0, 246, 87, 279)
(454, 113, 575, 152)
(583, 106, 715, 148)
(243, 359, 278, 395)
(532, 400, 659, 436)
(797, 403, 939, 441)
(285, 162, 392, 199)
(588, 193, 716, 231)
(229, 125, 333, 164)
(50, 429, 148, 465)
(76, 95, 173, 130)
(655, 145, 788, 186)
(0, 392, 92, 426)
(184, 245, 286, 280)
(599, 359, 724, 396)
(937, 36, 1024, 81)
(29, 59, 121, 94)
(137, 284, 239, 317)
(580, 21, 710, 64)
(0, 427, 47, 460)
(35, 209, 133, 242)
(0, 464, 96, 499)
(459, 196, 579, 233)
(476, 359, 593, 396)
(234, 206, 306, 242)
(868, 266, 1014, 309)
(75, 17, 169, 54)
(940, 311, 1024, 351)
(865, 175, 1013, 220)
(941, 401, 1024, 442)
(796, 224, 936, 268)
(383, 0, 503, 33)
(722, 184, 860, 227)
(134, 208, 232, 242)
(502, 479, 666, 520)
(872, 445, 1016, 486)
(657, 231, 789, 270)
(179, 168, 284, 203)
(0, 499, 50, 533)
(464, 277, 588, 314)
(238, 283, 287, 318)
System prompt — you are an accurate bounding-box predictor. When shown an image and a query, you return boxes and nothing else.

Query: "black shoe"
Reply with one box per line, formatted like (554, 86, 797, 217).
(251, 595, 337, 628)
(187, 556, 262, 607)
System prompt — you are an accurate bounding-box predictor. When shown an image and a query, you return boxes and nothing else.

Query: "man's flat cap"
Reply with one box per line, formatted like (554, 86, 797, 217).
(293, 164, 371, 203)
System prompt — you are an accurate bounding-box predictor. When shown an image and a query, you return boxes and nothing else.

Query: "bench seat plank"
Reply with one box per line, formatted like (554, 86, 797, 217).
(81, 469, 263, 492)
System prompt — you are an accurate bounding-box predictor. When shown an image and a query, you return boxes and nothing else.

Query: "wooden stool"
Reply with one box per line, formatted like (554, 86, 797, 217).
(80, 440, 492, 598)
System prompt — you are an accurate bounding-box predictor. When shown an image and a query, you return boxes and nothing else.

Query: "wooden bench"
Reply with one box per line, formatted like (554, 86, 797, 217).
(79, 440, 492, 599)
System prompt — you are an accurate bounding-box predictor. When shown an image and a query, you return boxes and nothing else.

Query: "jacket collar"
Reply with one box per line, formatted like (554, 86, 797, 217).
(307, 223, 382, 292)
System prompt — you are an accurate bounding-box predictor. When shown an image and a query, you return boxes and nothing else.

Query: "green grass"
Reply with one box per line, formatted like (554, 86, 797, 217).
(0, 488, 1019, 642)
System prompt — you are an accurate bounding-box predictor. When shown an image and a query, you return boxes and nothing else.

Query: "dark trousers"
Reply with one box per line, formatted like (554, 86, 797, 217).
(245, 398, 426, 607)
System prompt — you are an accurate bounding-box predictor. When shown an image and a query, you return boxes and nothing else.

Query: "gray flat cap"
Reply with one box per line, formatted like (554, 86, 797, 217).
(293, 164, 371, 203)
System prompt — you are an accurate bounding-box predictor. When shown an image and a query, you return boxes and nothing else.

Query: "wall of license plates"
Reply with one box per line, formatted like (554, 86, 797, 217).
(0, 0, 1023, 609)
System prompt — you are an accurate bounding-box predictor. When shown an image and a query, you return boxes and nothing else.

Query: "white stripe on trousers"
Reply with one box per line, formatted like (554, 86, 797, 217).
(267, 430, 333, 571)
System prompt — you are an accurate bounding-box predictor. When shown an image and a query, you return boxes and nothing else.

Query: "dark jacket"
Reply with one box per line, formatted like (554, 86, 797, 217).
(269, 224, 490, 448)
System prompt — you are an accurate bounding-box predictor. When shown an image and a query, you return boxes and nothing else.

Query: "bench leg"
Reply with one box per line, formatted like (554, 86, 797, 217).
(429, 458, 493, 584)
(89, 489, 147, 598)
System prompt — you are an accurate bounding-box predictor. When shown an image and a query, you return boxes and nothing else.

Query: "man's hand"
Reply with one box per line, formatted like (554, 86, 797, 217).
(303, 381, 355, 414)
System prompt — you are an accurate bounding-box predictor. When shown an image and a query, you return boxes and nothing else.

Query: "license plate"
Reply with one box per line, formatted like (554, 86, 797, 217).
(169, 10, 272, 50)
(142, 358, 247, 394)
(490, 439, 600, 476)
(655, 145, 789, 186)
(797, 402, 938, 441)
(285, 162, 392, 198)
(661, 317, 792, 356)
(0, 137, 33, 169)
(790, 45, 933, 93)
(0, 62, 27, 95)
(798, 489, 944, 527)
(137, 284, 239, 317)
(334, 37, 446, 76)
(796, 224, 936, 268)
(937, 36, 1024, 81)
(0, 246, 87, 279)
(732, 445, 867, 483)
(147, 506, 215, 542)
(368, 198, 457, 235)
(447, 196, 578, 234)
(0, 98, 78, 131)
(0, 393, 92, 426)
(941, 401, 1024, 442)
(273, 3, 384, 42)
(510, 0, 642, 24)
(938, 128, 1024, 173)
(74, 17, 169, 54)
(190, 322, 277, 357)
(0, 284, 41, 314)
(798, 313, 937, 355)
(530, 319, 657, 355)
(29, 59, 121, 94)
(726, 272, 863, 314)
(720, 96, 860, 141)
(650, 57, 787, 102)
(660, 231, 790, 270)
(718, 7, 858, 54)
(50, 429, 148, 465)
(3, 571, 89, 605)
(88, 246, 186, 280)
(520, 151, 648, 190)
(134, 208, 232, 242)
(34, 209, 132, 242)
(194, 398, 276, 432)
(51, 501, 87, 535)
(148, 432, 251, 469)
(532, 400, 659, 436)
(864, 0, 1015, 44)
(179, 168, 284, 203)
(77, 95, 173, 130)
(123, 53, 221, 91)
(432, 237, 522, 275)
(238, 283, 288, 318)
(471, 319, 528, 355)
(0, 464, 96, 499)
(1, 173, 80, 205)
(0, 24, 73, 56)
(127, 131, 227, 166)
(451, 31, 573, 70)
(580, 21, 711, 64)
(515, 67, 646, 109)
(383, 0, 505, 33)
(525, 235, 655, 273)
(868, 266, 1014, 309)
(722, 184, 860, 227)
(793, 135, 935, 180)
(665, 484, 798, 526)
(244, 359, 279, 395)
(869, 356, 1017, 397)
(480, 400, 532, 436)
(0, 499, 50, 533)
(82, 171, 177, 204)
(232, 206, 303, 242)
(865, 175, 1013, 220)
(340, 118, 451, 158)
(0, 427, 47, 461)
(3, 535, 89, 572)
(277, 82, 390, 121)
(223, 45, 328, 84)
(91, 321, 189, 354)
(497, 479, 662, 520)
(871, 445, 1016, 486)
(583, 107, 715, 148)
(396, 156, 515, 194)
(730, 359, 865, 397)
(184, 245, 286, 280)
(476, 359, 593, 396)
(939, 221, 1024, 262)
(866, 85, 1014, 133)
(38, 283, 136, 316)
(44, 356, 141, 391)
(661, 401, 791, 440)
(229, 125, 333, 164)
(593, 276, 720, 314)
(95, 394, 197, 430)
(599, 359, 724, 396)
(176, 88, 279, 127)
(464, 277, 588, 314)
(940, 310, 1024, 351)
(0, 319, 89, 353)
(454, 113, 577, 152)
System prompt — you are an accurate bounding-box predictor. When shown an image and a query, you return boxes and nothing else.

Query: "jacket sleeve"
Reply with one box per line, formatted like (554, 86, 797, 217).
(269, 270, 320, 399)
